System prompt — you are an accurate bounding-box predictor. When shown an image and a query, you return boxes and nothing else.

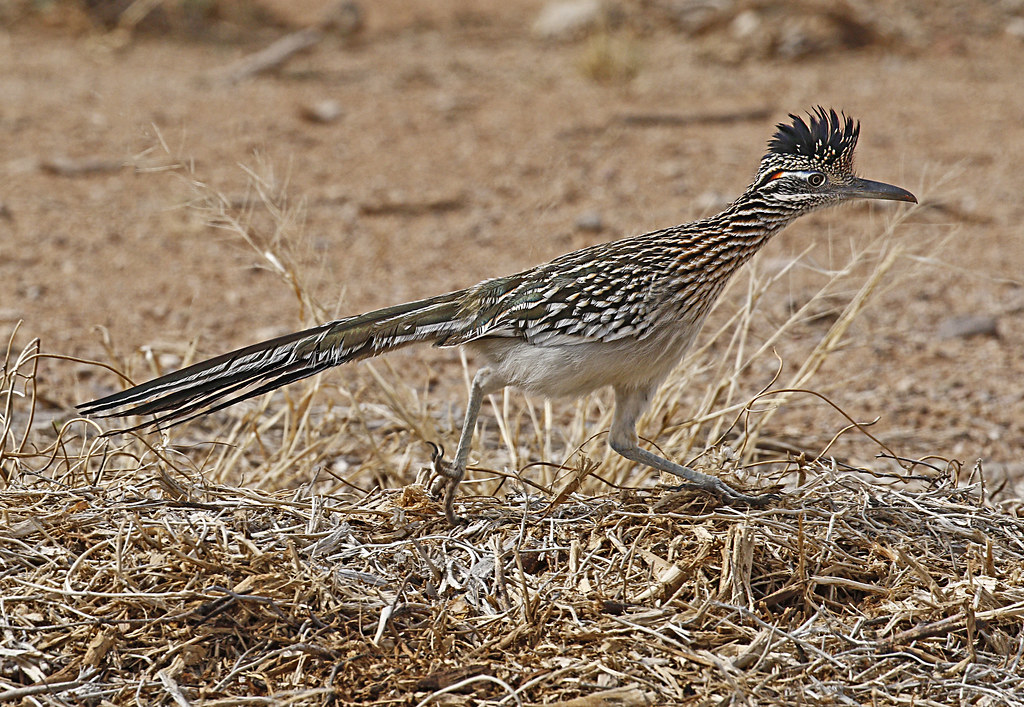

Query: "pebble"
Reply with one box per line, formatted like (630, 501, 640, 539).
(533, 0, 604, 40)
(321, 0, 364, 37)
(575, 210, 604, 232)
(301, 99, 344, 124)
(1007, 17, 1024, 40)
(937, 314, 999, 339)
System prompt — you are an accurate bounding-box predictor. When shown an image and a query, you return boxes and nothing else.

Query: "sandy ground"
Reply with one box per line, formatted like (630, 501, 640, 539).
(2, 1, 1023, 493)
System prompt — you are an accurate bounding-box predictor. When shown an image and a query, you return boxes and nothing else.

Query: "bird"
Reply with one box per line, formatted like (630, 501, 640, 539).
(79, 107, 916, 525)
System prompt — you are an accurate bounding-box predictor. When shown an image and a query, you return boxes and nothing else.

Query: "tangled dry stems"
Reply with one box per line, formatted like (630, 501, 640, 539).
(3, 334, 1024, 705)
(2, 437, 1024, 705)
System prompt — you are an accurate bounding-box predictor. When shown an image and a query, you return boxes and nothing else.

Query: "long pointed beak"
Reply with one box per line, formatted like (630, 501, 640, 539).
(840, 177, 917, 203)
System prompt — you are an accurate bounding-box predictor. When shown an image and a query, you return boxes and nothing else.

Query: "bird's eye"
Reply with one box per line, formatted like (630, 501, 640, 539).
(807, 172, 826, 187)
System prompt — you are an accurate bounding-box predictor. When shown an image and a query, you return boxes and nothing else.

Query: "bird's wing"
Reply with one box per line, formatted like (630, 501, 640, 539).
(438, 248, 665, 347)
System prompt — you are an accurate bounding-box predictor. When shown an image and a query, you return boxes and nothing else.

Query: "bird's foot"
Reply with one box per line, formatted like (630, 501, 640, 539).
(424, 442, 468, 526)
(668, 476, 780, 507)
(423, 442, 449, 496)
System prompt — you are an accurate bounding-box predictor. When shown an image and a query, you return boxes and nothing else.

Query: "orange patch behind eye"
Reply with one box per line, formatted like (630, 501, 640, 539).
(768, 170, 785, 180)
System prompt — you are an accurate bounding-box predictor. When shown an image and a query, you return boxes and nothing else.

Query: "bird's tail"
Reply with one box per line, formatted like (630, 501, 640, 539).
(77, 290, 467, 429)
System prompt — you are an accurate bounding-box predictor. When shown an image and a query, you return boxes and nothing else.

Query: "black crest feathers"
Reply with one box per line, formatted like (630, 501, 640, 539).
(767, 107, 859, 169)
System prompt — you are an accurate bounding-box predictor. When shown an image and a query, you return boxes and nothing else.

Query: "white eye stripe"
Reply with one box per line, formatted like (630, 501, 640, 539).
(760, 170, 826, 188)
(789, 170, 818, 179)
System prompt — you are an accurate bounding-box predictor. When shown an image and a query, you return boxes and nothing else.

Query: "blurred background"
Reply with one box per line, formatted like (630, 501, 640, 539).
(1, 0, 1022, 495)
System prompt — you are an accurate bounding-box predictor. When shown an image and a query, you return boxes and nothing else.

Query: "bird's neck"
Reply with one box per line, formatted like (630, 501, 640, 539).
(663, 191, 803, 311)
(701, 190, 803, 265)
(720, 186, 807, 237)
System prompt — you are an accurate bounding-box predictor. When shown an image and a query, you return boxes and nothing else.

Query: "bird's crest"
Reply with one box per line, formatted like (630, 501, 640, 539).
(767, 107, 859, 171)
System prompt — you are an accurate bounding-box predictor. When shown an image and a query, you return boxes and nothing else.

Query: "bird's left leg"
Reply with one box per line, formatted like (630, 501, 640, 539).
(429, 367, 503, 525)
(608, 384, 776, 506)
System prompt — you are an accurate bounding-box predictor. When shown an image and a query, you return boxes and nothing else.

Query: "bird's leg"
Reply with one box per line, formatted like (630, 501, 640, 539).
(429, 367, 500, 525)
(609, 385, 776, 506)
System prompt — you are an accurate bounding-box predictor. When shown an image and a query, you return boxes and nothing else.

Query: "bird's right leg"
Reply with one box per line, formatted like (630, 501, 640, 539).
(430, 367, 503, 525)
(609, 385, 776, 506)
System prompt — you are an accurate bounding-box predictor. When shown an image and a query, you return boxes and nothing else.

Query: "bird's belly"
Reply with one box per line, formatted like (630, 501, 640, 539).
(467, 327, 699, 399)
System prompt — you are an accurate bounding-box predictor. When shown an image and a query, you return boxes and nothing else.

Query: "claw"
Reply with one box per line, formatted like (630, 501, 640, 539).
(423, 441, 467, 525)
(427, 441, 444, 464)
(668, 479, 780, 507)
(424, 442, 450, 497)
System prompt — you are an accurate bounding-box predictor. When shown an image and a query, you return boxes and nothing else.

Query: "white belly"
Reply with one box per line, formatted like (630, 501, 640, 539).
(466, 324, 700, 398)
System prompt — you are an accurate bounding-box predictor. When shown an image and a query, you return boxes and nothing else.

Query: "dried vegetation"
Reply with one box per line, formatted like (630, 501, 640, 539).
(2, 166, 1023, 706)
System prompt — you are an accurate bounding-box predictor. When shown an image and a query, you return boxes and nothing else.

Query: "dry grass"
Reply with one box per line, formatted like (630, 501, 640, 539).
(2, 163, 1022, 704)
(3, 405, 1024, 704)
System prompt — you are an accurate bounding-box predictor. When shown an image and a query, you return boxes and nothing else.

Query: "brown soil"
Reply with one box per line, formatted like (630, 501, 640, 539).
(3, 1, 1024, 492)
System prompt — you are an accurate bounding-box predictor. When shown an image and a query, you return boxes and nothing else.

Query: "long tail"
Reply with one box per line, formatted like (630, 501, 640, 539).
(77, 290, 467, 429)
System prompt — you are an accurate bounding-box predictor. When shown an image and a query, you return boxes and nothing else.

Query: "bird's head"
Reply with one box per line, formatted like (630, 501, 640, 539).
(747, 107, 917, 210)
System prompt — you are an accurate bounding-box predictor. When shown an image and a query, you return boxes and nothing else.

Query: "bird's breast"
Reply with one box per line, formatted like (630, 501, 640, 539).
(465, 321, 703, 399)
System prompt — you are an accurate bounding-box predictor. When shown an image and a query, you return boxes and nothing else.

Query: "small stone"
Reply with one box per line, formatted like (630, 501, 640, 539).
(301, 99, 344, 124)
(937, 314, 999, 339)
(669, 0, 734, 35)
(1006, 17, 1024, 40)
(730, 9, 760, 39)
(575, 210, 604, 232)
(321, 0, 364, 37)
(533, 0, 604, 40)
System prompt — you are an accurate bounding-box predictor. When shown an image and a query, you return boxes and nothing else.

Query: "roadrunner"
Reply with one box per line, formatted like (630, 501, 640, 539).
(80, 108, 916, 524)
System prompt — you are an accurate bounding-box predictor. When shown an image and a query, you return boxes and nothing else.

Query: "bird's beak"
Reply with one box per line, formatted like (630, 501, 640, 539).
(840, 177, 917, 204)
